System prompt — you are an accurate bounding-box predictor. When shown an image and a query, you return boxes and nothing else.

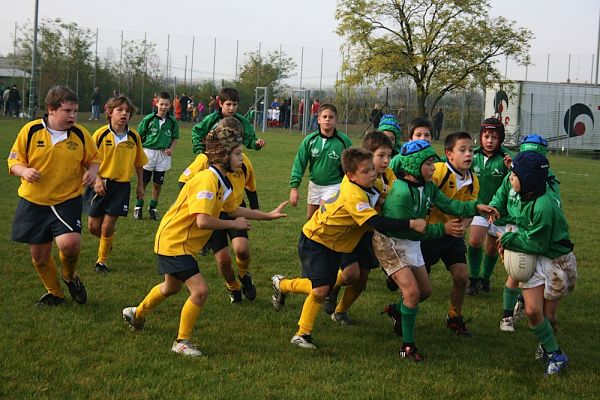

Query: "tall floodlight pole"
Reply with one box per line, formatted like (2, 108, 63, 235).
(28, 0, 40, 120)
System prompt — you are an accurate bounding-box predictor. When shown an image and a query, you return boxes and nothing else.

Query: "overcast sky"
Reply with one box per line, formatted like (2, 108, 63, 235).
(1, 0, 599, 84)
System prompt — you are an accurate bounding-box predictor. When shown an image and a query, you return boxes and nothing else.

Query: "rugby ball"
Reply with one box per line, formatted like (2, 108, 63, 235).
(503, 250, 536, 282)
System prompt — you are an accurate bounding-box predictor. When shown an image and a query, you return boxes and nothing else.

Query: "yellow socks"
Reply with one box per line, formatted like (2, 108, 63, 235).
(97, 234, 114, 264)
(32, 258, 64, 298)
(448, 304, 462, 319)
(177, 298, 203, 341)
(136, 284, 167, 320)
(336, 283, 362, 313)
(236, 256, 250, 277)
(59, 250, 79, 281)
(280, 277, 312, 295)
(225, 279, 242, 292)
(333, 269, 345, 289)
(296, 292, 325, 336)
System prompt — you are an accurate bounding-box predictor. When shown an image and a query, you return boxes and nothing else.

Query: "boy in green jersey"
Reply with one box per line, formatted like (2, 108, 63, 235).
(489, 151, 575, 376)
(135, 91, 179, 220)
(373, 140, 495, 361)
(289, 103, 352, 219)
(191, 87, 265, 155)
(466, 118, 513, 294)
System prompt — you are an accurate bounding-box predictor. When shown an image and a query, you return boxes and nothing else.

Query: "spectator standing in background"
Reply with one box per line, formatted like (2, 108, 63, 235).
(8, 85, 21, 117)
(90, 87, 102, 121)
(369, 103, 382, 130)
(432, 108, 444, 141)
(309, 99, 320, 130)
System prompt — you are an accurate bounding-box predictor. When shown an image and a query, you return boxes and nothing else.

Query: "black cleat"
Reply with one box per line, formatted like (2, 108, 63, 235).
(382, 303, 403, 336)
(63, 275, 87, 304)
(95, 262, 109, 274)
(239, 273, 257, 301)
(445, 315, 472, 337)
(36, 293, 66, 307)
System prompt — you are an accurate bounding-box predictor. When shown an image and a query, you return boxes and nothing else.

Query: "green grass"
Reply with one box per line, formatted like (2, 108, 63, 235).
(0, 115, 599, 399)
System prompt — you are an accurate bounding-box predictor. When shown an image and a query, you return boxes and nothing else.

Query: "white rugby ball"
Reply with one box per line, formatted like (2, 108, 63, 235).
(503, 250, 536, 282)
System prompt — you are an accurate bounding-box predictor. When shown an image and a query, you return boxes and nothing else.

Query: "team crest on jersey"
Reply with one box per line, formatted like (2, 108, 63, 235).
(473, 165, 480, 174)
(66, 140, 79, 150)
(327, 150, 339, 160)
(311, 147, 320, 157)
(197, 191, 214, 200)
(356, 202, 371, 212)
(125, 141, 134, 149)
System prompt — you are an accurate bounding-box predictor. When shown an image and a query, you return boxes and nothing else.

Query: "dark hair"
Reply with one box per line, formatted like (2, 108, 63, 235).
(157, 91, 171, 101)
(45, 86, 78, 110)
(318, 103, 338, 117)
(408, 117, 432, 139)
(218, 87, 240, 102)
(444, 131, 472, 151)
(362, 131, 393, 153)
(342, 147, 373, 174)
(105, 95, 137, 122)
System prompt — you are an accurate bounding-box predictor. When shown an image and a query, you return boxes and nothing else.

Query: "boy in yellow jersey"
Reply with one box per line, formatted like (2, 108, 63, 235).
(179, 118, 260, 302)
(272, 147, 425, 349)
(324, 132, 397, 324)
(8, 86, 100, 306)
(122, 127, 287, 357)
(87, 96, 148, 273)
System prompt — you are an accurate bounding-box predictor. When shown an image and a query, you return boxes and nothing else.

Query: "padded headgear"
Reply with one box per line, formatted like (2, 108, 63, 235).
(378, 114, 401, 137)
(203, 127, 242, 170)
(399, 140, 437, 180)
(480, 117, 505, 148)
(520, 134, 548, 155)
(511, 151, 549, 194)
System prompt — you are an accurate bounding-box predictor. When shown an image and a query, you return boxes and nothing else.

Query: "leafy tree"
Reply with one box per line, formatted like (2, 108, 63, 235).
(336, 0, 532, 117)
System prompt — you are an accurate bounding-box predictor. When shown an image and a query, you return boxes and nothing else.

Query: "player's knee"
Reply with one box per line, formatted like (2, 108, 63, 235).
(419, 286, 432, 302)
(402, 285, 420, 306)
(312, 286, 329, 300)
(525, 302, 543, 324)
(88, 222, 101, 237)
(191, 285, 209, 304)
(451, 266, 469, 288)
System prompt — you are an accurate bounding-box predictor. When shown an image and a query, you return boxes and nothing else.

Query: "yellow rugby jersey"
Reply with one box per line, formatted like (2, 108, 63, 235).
(154, 167, 238, 256)
(428, 161, 479, 224)
(7, 118, 100, 206)
(93, 125, 148, 182)
(302, 176, 379, 253)
(179, 153, 256, 207)
(374, 167, 397, 199)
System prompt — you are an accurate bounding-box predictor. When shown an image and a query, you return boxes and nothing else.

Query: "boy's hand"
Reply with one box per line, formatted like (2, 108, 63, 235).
(82, 169, 97, 186)
(267, 201, 289, 220)
(409, 218, 427, 234)
(486, 206, 500, 224)
(476, 204, 499, 220)
(94, 177, 107, 196)
(232, 217, 251, 231)
(444, 218, 465, 238)
(22, 167, 41, 183)
(289, 188, 299, 206)
(255, 138, 266, 149)
(164, 148, 173, 156)
(496, 232, 504, 261)
(503, 154, 513, 169)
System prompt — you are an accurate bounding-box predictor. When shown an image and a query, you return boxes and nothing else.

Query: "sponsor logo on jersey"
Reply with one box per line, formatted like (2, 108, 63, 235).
(356, 202, 371, 212)
(327, 150, 339, 160)
(36, 140, 45, 148)
(8, 151, 18, 159)
(197, 191, 214, 200)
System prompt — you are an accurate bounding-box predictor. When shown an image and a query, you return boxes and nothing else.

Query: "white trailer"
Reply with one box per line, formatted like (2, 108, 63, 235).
(484, 81, 600, 151)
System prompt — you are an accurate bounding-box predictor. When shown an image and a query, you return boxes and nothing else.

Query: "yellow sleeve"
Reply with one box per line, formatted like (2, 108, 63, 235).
(180, 154, 209, 184)
(344, 187, 379, 226)
(243, 154, 257, 192)
(81, 127, 101, 167)
(7, 124, 30, 173)
(187, 173, 222, 216)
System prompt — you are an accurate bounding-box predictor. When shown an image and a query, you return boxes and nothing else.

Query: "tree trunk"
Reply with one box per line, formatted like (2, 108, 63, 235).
(416, 85, 427, 117)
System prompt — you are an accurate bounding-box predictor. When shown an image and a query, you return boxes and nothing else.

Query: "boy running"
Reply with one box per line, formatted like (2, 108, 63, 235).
(88, 95, 148, 273)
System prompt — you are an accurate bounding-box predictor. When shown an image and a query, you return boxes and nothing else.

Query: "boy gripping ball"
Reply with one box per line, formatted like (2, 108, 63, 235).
(122, 127, 287, 357)
(8, 86, 100, 306)
(489, 151, 576, 376)
(135, 91, 179, 220)
(87, 96, 148, 273)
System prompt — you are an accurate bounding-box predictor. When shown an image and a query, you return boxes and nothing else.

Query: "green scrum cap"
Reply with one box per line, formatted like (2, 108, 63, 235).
(519, 134, 548, 155)
(399, 140, 438, 180)
(378, 114, 401, 137)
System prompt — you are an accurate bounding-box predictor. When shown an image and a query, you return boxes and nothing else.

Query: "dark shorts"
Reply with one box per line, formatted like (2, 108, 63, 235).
(208, 212, 249, 252)
(143, 169, 165, 185)
(298, 232, 342, 288)
(340, 231, 379, 270)
(421, 235, 467, 272)
(87, 181, 131, 217)
(12, 196, 83, 244)
(157, 254, 200, 282)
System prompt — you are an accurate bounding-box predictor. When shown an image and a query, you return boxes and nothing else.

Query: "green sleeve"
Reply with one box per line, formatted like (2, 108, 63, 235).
(489, 175, 511, 218)
(239, 114, 260, 150)
(290, 138, 309, 188)
(137, 115, 151, 141)
(501, 210, 551, 254)
(432, 185, 478, 216)
(191, 116, 213, 154)
(420, 222, 447, 241)
(389, 155, 403, 177)
(171, 118, 180, 139)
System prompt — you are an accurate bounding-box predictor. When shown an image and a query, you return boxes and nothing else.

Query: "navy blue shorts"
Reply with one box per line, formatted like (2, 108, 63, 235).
(12, 196, 83, 244)
(208, 212, 248, 252)
(421, 235, 466, 272)
(87, 180, 131, 217)
(298, 232, 341, 288)
(340, 231, 379, 270)
(157, 254, 200, 282)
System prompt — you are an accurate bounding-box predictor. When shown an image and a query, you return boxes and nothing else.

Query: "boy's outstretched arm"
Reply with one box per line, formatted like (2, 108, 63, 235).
(229, 200, 289, 221)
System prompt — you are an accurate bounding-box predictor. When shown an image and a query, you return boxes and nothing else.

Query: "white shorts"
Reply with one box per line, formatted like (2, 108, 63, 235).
(471, 216, 512, 236)
(143, 148, 172, 172)
(307, 181, 341, 206)
(372, 231, 424, 276)
(519, 252, 577, 300)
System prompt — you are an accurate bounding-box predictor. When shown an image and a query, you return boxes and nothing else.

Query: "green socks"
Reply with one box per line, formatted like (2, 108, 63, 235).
(531, 318, 559, 353)
(400, 303, 418, 344)
(149, 199, 158, 209)
(481, 253, 499, 280)
(502, 286, 521, 314)
(467, 245, 483, 278)
(135, 199, 144, 207)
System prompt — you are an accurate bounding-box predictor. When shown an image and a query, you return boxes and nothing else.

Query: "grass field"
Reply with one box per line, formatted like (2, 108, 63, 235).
(0, 114, 599, 399)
